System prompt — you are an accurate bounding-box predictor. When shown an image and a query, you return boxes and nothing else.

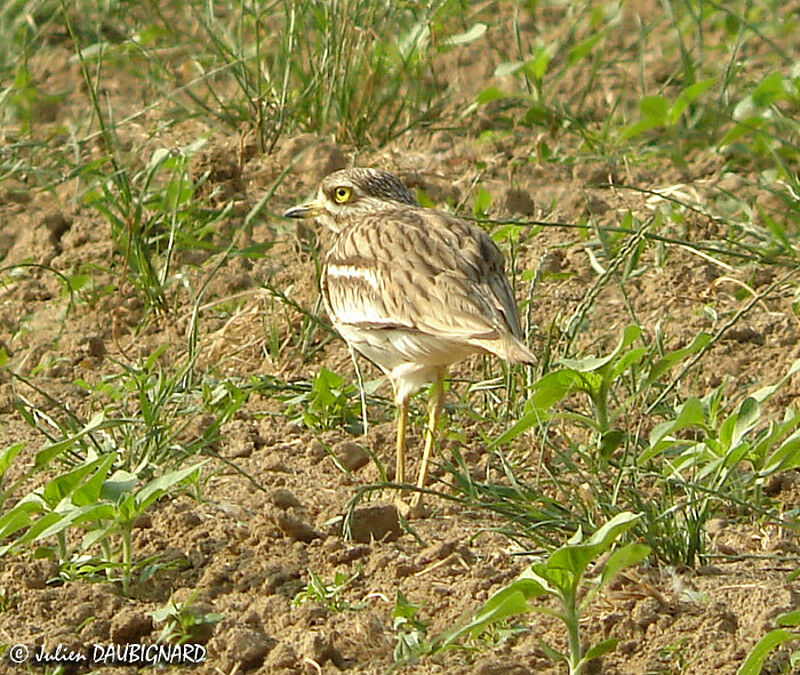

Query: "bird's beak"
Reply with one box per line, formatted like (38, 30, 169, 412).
(283, 200, 323, 219)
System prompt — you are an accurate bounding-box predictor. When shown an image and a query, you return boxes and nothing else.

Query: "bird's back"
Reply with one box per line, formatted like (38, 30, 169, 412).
(322, 205, 535, 367)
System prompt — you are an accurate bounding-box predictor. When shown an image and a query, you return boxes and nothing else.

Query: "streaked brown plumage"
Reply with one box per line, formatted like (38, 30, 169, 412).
(284, 168, 535, 511)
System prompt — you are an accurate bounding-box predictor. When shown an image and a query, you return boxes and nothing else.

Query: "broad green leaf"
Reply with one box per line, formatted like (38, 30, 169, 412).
(134, 461, 206, 512)
(101, 470, 137, 502)
(539, 513, 642, 590)
(619, 117, 663, 141)
(42, 455, 113, 507)
(466, 589, 530, 635)
(610, 347, 647, 380)
(527, 46, 551, 79)
(476, 86, 509, 105)
(472, 186, 492, 217)
(582, 637, 619, 662)
(0, 507, 34, 545)
(560, 325, 642, 374)
(751, 357, 800, 403)
(762, 431, 800, 475)
(568, 33, 603, 64)
(584, 512, 642, 548)
(599, 430, 625, 457)
(492, 370, 584, 446)
(737, 629, 796, 675)
(751, 72, 785, 107)
(438, 584, 534, 647)
(668, 78, 715, 123)
(648, 397, 705, 447)
(719, 116, 766, 145)
(0, 442, 24, 479)
(775, 609, 800, 627)
(645, 332, 712, 387)
(72, 454, 116, 506)
(639, 95, 670, 122)
(598, 543, 650, 589)
(82, 526, 114, 550)
(730, 397, 760, 448)
(4, 511, 63, 551)
(33, 503, 116, 541)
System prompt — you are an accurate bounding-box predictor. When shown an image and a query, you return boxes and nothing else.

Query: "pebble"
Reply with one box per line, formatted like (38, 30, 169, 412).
(346, 504, 401, 543)
(274, 512, 320, 543)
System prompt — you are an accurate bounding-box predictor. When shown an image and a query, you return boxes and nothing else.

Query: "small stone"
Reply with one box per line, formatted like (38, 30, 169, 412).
(474, 660, 532, 675)
(724, 326, 764, 345)
(85, 335, 106, 359)
(16, 560, 57, 589)
(5, 188, 31, 204)
(271, 488, 303, 510)
(347, 504, 401, 543)
(504, 187, 536, 216)
(308, 440, 326, 461)
(298, 631, 339, 666)
(716, 543, 740, 556)
(394, 561, 416, 578)
(539, 250, 564, 275)
(264, 456, 289, 472)
(133, 514, 152, 529)
(43, 212, 71, 242)
(705, 517, 727, 536)
(181, 511, 203, 527)
(334, 440, 369, 472)
(328, 544, 370, 565)
(226, 627, 276, 670)
(274, 512, 321, 542)
(264, 641, 299, 670)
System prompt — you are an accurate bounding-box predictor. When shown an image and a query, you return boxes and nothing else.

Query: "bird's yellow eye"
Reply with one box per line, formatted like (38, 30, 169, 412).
(333, 186, 352, 203)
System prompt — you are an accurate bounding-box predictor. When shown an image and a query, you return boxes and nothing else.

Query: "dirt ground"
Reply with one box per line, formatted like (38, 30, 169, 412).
(1, 1, 799, 674)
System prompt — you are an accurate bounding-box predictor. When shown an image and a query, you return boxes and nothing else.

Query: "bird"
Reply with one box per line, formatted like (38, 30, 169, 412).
(284, 168, 535, 512)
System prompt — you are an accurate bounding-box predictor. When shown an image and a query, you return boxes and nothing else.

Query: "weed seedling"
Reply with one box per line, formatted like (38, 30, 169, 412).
(292, 569, 362, 612)
(436, 512, 649, 674)
(392, 591, 430, 664)
(153, 592, 224, 645)
(737, 608, 800, 675)
(0, 452, 206, 594)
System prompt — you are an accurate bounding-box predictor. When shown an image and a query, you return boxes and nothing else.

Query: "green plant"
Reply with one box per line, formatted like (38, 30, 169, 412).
(392, 591, 430, 664)
(80, 140, 230, 315)
(495, 325, 712, 453)
(176, 0, 464, 149)
(436, 512, 649, 674)
(291, 569, 362, 612)
(152, 592, 224, 645)
(0, 449, 205, 594)
(283, 367, 367, 433)
(737, 608, 800, 675)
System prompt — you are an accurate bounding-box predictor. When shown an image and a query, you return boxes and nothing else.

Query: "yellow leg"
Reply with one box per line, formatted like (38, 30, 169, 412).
(411, 373, 445, 508)
(395, 397, 408, 486)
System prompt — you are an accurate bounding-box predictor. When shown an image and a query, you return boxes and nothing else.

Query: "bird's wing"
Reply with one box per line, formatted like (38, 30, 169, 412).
(323, 208, 523, 342)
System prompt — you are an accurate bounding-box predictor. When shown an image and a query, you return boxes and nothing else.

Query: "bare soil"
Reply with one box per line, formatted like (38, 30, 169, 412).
(1, 1, 799, 674)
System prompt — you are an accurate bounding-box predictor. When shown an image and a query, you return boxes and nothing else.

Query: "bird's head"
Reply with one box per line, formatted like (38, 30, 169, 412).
(283, 168, 417, 232)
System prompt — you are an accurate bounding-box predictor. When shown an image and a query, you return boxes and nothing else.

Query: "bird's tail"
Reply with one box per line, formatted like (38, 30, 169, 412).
(481, 335, 537, 365)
